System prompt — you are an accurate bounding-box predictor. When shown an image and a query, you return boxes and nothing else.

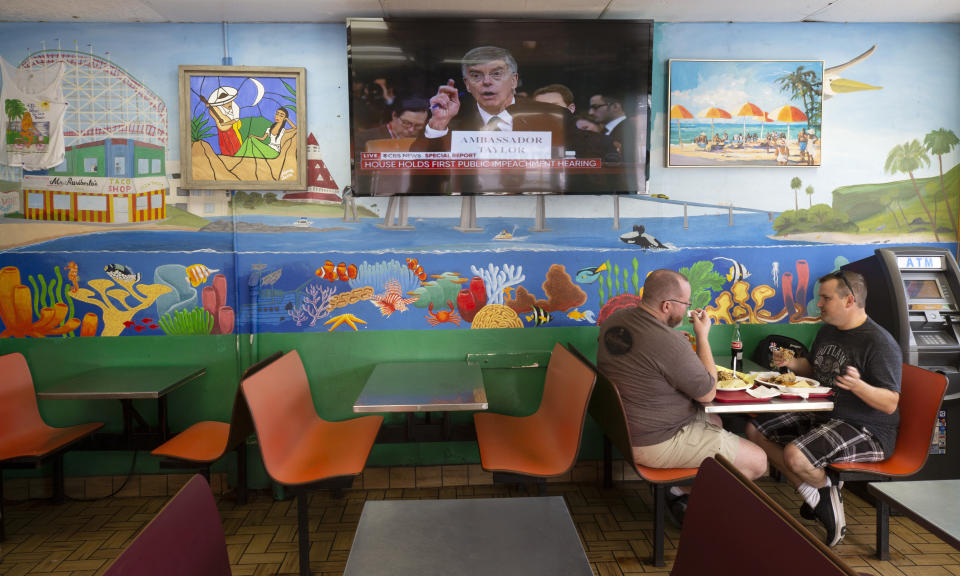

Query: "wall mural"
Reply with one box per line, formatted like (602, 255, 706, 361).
(0, 23, 958, 338)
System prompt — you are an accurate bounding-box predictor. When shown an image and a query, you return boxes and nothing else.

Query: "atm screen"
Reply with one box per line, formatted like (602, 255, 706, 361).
(905, 279, 943, 299)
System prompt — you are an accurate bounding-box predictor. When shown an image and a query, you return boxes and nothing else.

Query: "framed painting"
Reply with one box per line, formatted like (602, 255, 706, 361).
(667, 59, 823, 168)
(179, 65, 307, 190)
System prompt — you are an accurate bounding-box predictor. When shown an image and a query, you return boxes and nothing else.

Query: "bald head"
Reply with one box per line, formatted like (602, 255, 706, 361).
(642, 269, 688, 305)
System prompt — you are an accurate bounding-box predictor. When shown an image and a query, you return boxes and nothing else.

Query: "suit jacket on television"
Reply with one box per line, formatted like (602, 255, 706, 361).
(607, 115, 643, 193)
(355, 124, 391, 156)
(409, 98, 622, 195)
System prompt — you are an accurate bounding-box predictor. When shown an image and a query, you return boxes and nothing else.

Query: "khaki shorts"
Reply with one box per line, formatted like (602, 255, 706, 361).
(632, 410, 741, 469)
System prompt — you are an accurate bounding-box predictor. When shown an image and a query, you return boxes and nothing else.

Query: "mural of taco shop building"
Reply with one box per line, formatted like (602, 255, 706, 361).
(22, 173, 168, 222)
(21, 137, 168, 222)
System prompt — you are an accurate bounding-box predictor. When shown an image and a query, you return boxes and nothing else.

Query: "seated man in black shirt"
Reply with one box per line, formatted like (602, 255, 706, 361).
(746, 270, 902, 547)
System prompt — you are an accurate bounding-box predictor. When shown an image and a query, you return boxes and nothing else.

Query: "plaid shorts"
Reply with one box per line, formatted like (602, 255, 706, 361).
(752, 412, 885, 469)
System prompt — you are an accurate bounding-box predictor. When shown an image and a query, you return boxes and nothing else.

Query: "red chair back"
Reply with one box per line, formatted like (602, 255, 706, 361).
(832, 363, 947, 477)
(671, 456, 860, 576)
(104, 475, 231, 576)
(0, 353, 45, 450)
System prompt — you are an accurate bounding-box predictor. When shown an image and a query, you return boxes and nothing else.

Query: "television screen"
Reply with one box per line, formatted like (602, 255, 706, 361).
(348, 19, 652, 196)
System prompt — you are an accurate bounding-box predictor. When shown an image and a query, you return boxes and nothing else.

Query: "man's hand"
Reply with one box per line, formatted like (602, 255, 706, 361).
(834, 365, 863, 392)
(834, 365, 900, 414)
(771, 347, 797, 370)
(689, 308, 711, 339)
(427, 79, 461, 131)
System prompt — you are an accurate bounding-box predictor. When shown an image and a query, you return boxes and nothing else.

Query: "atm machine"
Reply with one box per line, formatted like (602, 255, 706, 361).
(844, 246, 960, 480)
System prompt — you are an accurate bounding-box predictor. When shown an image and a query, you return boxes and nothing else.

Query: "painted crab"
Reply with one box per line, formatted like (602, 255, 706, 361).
(426, 300, 462, 327)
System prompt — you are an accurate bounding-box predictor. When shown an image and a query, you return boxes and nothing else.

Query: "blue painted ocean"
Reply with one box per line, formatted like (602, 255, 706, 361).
(7, 212, 805, 254)
(669, 121, 817, 146)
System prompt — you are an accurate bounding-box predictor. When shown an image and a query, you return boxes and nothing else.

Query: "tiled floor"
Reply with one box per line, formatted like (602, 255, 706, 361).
(1, 468, 959, 575)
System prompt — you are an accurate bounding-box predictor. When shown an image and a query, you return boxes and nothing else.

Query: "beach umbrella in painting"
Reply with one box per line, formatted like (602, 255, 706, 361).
(759, 112, 773, 140)
(771, 105, 808, 140)
(697, 107, 731, 139)
(735, 102, 764, 141)
(670, 104, 694, 148)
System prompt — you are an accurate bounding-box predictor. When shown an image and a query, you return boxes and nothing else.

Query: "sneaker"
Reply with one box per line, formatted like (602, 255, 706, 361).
(800, 479, 844, 521)
(665, 493, 688, 528)
(813, 484, 846, 547)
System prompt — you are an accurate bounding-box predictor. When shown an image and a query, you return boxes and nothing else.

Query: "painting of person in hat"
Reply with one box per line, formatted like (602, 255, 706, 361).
(206, 86, 243, 156)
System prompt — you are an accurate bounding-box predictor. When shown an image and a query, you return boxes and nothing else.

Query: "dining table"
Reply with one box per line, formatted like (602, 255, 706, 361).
(867, 479, 960, 551)
(37, 365, 206, 450)
(353, 360, 487, 442)
(706, 355, 835, 415)
(343, 496, 593, 576)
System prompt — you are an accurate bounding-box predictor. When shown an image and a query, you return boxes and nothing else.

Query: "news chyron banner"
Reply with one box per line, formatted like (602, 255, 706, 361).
(360, 131, 602, 172)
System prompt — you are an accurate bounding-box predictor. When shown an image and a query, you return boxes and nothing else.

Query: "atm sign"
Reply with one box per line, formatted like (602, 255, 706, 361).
(897, 256, 943, 270)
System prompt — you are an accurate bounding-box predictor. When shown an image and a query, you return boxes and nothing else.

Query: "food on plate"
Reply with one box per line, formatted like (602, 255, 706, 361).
(717, 378, 749, 390)
(772, 372, 814, 387)
(716, 366, 753, 382)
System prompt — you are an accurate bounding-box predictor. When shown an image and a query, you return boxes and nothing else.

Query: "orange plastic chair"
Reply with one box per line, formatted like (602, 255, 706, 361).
(829, 363, 947, 560)
(672, 456, 861, 576)
(151, 351, 283, 505)
(241, 350, 382, 576)
(103, 474, 231, 576)
(568, 343, 698, 567)
(473, 343, 596, 493)
(0, 352, 104, 541)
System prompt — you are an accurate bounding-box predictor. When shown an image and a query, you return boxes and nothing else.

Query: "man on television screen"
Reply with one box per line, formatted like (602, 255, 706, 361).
(355, 96, 429, 154)
(588, 90, 643, 191)
(409, 45, 619, 194)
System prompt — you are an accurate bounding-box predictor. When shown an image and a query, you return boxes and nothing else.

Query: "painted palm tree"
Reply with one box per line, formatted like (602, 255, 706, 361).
(885, 140, 937, 240)
(4, 98, 27, 141)
(806, 185, 815, 208)
(790, 177, 802, 211)
(924, 128, 959, 236)
(881, 191, 903, 229)
(776, 66, 822, 128)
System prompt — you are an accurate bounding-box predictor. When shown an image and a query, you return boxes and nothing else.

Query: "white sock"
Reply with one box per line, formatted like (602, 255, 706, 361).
(823, 475, 832, 487)
(669, 486, 686, 497)
(798, 482, 820, 508)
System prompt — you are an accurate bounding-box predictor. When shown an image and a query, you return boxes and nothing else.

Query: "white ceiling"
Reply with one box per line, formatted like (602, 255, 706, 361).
(1, 0, 958, 23)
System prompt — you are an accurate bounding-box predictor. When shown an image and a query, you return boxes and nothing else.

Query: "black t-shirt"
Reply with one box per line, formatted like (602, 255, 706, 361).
(808, 317, 902, 454)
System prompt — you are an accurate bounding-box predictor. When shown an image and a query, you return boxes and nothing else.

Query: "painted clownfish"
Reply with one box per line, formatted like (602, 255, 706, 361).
(316, 260, 358, 282)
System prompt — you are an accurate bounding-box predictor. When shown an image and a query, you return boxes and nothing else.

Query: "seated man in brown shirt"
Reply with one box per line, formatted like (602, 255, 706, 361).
(597, 269, 767, 524)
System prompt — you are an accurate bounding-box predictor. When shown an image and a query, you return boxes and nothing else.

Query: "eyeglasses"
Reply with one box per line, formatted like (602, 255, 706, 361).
(397, 118, 425, 130)
(588, 103, 609, 110)
(465, 68, 510, 84)
(826, 271, 856, 302)
(665, 298, 691, 307)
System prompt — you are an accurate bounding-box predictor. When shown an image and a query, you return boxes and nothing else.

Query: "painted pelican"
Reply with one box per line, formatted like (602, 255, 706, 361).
(824, 44, 882, 99)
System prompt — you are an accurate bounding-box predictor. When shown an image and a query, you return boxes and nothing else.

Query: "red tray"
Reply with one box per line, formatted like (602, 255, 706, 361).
(713, 388, 772, 403)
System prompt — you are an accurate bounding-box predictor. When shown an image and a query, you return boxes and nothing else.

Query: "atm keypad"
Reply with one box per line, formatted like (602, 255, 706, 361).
(917, 333, 950, 345)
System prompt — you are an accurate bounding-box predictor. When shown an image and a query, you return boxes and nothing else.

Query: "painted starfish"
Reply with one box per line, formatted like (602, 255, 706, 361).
(324, 313, 366, 332)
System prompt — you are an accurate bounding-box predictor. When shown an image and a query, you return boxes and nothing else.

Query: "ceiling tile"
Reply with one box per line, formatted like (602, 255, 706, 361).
(808, 0, 960, 22)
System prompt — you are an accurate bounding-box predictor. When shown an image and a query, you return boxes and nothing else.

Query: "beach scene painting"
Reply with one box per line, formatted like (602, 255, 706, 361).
(667, 59, 823, 168)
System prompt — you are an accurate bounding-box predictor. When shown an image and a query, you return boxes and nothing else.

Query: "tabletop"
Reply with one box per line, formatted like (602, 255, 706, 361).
(705, 355, 834, 414)
(354, 360, 487, 413)
(704, 395, 834, 414)
(37, 365, 206, 400)
(868, 480, 960, 551)
(343, 497, 593, 576)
